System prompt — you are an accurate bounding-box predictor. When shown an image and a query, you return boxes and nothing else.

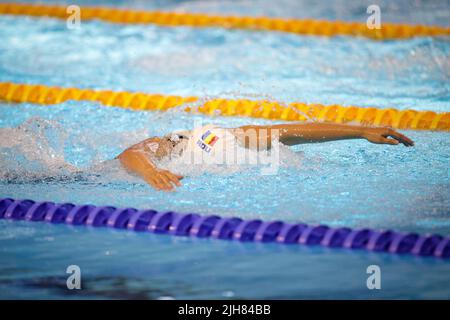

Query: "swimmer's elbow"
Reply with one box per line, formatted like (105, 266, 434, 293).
(117, 147, 144, 167)
(117, 149, 132, 168)
(117, 142, 145, 159)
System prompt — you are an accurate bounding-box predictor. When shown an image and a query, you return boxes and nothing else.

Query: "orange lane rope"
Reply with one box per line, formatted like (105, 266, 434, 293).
(0, 82, 448, 131)
(0, 3, 449, 40)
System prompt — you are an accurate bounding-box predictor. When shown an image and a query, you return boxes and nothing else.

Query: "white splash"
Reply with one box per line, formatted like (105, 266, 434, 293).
(0, 117, 77, 180)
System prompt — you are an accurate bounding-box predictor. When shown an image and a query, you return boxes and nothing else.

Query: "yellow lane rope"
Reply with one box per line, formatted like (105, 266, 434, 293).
(0, 82, 448, 131)
(0, 3, 449, 40)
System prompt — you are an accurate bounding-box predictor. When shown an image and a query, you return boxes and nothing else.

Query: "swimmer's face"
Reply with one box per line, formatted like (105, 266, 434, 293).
(155, 138, 174, 157)
(143, 137, 173, 158)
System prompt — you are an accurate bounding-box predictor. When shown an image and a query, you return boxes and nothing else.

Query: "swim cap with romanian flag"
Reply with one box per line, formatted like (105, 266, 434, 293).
(184, 125, 237, 165)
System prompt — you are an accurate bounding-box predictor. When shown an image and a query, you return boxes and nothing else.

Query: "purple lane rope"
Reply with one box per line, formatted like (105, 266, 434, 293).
(1, 198, 449, 259)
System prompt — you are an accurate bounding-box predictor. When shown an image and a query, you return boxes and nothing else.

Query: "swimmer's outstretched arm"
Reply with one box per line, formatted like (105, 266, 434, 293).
(234, 122, 414, 148)
(117, 138, 183, 191)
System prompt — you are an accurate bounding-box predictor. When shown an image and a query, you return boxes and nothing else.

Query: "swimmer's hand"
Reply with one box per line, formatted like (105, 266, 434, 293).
(362, 127, 414, 146)
(118, 139, 183, 192)
(143, 169, 183, 192)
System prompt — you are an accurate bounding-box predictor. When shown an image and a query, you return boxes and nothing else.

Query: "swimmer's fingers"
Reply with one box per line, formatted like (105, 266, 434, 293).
(155, 172, 176, 191)
(144, 175, 169, 191)
(144, 176, 162, 191)
(174, 173, 184, 180)
(383, 130, 414, 147)
(364, 128, 414, 147)
(369, 135, 401, 145)
(379, 136, 400, 145)
(364, 133, 395, 145)
(160, 170, 183, 187)
(144, 173, 173, 191)
(143, 169, 183, 191)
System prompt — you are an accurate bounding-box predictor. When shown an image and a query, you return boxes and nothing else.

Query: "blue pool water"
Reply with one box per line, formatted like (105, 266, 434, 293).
(0, 0, 449, 299)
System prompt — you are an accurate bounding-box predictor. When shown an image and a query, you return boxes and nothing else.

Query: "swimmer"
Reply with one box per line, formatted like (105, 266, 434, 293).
(118, 122, 414, 191)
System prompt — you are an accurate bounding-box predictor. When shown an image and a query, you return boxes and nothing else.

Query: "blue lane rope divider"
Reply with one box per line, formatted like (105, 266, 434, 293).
(1, 198, 449, 259)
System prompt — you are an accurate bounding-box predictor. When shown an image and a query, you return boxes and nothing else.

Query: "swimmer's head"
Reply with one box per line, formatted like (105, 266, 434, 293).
(143, 137, 174, 158)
